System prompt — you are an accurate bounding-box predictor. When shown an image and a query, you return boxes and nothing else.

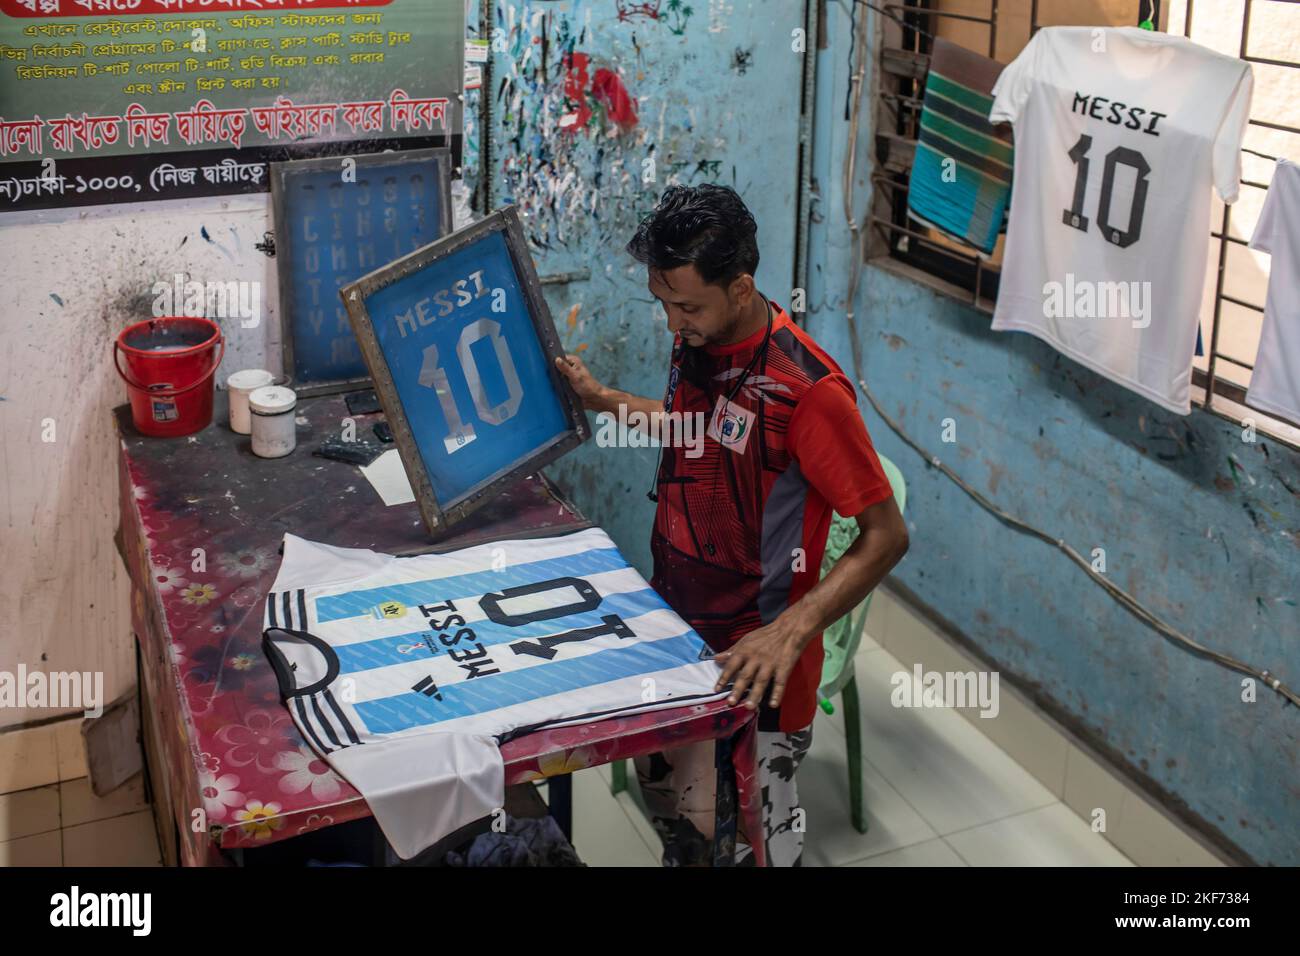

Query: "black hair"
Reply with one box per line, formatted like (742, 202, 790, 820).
(625, 183, 759, 287)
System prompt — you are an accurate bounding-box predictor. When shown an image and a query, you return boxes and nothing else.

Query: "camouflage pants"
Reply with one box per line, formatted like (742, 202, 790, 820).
(634, 724, 814, 867)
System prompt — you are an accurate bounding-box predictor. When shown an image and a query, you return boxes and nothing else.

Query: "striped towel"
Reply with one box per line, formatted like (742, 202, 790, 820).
(907, 38, 1014, 257)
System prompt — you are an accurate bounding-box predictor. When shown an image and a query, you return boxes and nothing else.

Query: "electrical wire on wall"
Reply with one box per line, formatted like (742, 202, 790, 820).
(841, 0, 873, 373)
(839, 1, 1298, 709)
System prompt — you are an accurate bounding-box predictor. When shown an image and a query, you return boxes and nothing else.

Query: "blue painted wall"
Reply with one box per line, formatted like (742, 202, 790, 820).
(802, 5, 1298, 865)
(488, 1, 1299, 864)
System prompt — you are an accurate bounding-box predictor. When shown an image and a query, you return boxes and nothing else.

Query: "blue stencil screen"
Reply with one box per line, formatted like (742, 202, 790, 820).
(362, 228, 568, 505)
(279, 158, 447, 385)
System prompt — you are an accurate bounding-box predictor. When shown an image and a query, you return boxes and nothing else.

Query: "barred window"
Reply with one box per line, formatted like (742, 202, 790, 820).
(868, 0, 1300, 448)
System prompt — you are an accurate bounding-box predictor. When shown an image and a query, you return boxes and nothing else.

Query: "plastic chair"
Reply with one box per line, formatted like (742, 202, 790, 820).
(609, 455, 908, 820)
(817, 454, 907, 833)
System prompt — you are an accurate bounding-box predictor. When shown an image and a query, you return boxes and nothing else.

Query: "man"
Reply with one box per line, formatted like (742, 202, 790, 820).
(555, 184, 908, 866)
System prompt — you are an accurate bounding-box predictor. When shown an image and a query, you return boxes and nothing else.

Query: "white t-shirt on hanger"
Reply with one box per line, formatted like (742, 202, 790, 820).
(989, 26, 1253, 414)
(1246, 158, 1300, 426)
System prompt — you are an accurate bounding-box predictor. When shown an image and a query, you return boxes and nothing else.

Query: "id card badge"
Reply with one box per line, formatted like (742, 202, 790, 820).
(707, 395, 756, 454)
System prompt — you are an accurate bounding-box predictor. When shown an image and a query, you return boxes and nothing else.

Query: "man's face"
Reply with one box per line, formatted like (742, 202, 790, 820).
(647, 264, 750, 348)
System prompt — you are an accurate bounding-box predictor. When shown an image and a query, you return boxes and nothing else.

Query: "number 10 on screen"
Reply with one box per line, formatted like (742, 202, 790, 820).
(340, 206, 589, 536)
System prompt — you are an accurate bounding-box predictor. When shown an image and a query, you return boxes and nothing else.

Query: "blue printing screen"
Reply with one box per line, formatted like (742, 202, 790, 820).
(282, 161, 446, 383)
(363, 228, 568, 505)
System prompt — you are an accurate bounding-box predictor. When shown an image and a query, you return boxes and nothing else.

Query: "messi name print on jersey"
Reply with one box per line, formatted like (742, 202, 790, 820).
(989, 27, 1253, 414)
(261, 527, 725, 858)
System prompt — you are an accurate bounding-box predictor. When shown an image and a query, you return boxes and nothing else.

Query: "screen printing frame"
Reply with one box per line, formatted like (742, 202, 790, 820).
(271, 148, 454, 397)
(340, 205, 590, 536)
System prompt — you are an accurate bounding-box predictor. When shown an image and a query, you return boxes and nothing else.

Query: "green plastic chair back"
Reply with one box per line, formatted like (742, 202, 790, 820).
(817, 455, 907, 700)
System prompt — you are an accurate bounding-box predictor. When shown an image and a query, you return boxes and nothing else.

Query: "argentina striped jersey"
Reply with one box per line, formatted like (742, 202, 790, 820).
(261, 527, 726, 858)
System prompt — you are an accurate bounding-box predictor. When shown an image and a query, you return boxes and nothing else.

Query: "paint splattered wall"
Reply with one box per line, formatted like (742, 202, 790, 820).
(0, 197, 284, 726)
(485, 0, 809, 574)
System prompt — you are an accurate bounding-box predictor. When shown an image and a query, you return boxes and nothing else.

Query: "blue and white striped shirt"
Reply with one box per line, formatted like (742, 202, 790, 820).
(262, 527, 725, 858)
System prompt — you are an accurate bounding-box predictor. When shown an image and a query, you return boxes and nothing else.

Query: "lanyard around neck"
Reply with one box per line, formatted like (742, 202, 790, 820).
(648, 296, 773, 502)
(722, 296, 774, 406)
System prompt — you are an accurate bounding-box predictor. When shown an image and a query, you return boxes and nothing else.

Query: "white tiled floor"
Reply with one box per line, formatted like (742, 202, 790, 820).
(1, 633, 1133, 867)
(559, 641, 1134, 868)
(0, 736, 161, 867)
(0, 724, 60, 795)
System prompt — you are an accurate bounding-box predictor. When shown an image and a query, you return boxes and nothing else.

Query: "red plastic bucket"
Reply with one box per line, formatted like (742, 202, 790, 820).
(114, 317, 225, 438)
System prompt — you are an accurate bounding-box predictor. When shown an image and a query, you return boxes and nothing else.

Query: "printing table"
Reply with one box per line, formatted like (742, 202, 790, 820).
(114, 394, 763, 866)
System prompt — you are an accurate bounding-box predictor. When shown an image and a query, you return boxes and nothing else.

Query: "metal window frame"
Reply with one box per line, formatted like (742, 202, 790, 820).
(869, 0, 1300, 449)
(1192, 0, 1299, 437)
(339, 204, 590, 538)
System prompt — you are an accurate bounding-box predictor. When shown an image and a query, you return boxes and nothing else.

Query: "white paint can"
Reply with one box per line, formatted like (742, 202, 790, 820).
(248, 385, 298, 458)
(226, 369, 274, 435)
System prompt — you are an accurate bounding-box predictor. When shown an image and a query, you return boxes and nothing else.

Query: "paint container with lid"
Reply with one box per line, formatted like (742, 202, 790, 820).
(248, 385, 298, 458)
(226, 369, 274, 435)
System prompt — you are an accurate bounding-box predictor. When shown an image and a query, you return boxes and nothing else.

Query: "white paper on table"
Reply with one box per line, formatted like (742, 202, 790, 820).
(360, 449, 415, 506)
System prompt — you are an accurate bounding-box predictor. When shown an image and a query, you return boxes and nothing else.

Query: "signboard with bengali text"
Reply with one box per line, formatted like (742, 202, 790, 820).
(0, 0, 462, 211)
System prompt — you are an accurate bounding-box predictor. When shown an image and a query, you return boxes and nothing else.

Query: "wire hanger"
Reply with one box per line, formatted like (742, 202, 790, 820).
(1138, 0, 1158, 30)
(1243, 146, 1280, 163)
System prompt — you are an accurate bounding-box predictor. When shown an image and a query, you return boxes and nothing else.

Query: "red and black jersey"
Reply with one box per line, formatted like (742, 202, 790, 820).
(650, 300, 893, 732)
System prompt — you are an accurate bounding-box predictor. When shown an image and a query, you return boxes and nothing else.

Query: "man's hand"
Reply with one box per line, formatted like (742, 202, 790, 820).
(713, 495, 909, 713)
(555, 354, 663, 427)
(713, 619, 804, 711)
(554, 353, 609, 411)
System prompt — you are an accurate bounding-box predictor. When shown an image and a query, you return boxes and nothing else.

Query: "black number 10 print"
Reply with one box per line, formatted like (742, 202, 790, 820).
(480, 576, 636, 661)
(1062, 133, 1152, 249)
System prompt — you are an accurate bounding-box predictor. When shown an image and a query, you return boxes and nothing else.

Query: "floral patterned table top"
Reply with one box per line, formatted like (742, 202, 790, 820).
(116, 399, 754, 861)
